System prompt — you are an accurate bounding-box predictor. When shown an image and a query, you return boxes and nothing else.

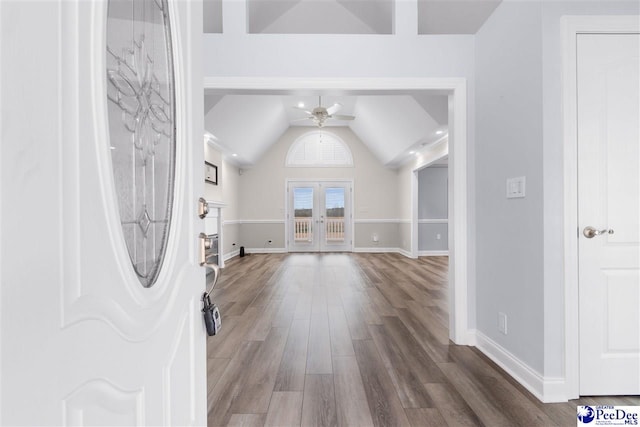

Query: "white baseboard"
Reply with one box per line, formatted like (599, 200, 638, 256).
(353, 247, 398, 254)
(418, 250, 449, 257)
(469, 330, 568, 403)
(542, 378, 569, 403)
(353, 247, 415, 259)
(223, 249, 240, 262)
(397, 248, 415, 259)
(245, 247, 287, 254)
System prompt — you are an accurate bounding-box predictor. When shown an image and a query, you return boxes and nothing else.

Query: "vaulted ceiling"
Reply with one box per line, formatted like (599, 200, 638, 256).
(203, 0, 502, 168)
(203, 93, 449, 168)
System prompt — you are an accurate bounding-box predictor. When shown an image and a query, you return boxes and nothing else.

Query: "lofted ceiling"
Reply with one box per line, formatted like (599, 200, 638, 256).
(248, 0, 394, 34)
(203, 93, 449, 168)
(205, 0, 501, 35)
(417, 0, 502, 34)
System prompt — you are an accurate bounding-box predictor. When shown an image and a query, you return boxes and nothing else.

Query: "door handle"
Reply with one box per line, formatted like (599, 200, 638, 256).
(199, 232, 220, 295)
(198, 197, 209, 219)
(199, 232, 214, 265)
(204, 263, 220, 298)
(583, 226, 614, 238)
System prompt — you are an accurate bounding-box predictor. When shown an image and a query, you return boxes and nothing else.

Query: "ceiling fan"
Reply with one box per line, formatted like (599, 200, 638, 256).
(293, 96, 355, 128)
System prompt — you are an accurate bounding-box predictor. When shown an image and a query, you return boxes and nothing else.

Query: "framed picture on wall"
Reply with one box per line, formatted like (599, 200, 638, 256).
(205, 161, 218, 185)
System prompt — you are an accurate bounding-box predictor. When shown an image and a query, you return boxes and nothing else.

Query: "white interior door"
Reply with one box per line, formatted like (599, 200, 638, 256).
(578, 33, 640, 395)
(288, 181, 352, 253)
(0, 0, 207, 424)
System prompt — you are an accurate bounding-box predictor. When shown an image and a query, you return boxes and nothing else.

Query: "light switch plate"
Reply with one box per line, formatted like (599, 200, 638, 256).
(498, 312, 508, 335)
(506, 176, 526, 198)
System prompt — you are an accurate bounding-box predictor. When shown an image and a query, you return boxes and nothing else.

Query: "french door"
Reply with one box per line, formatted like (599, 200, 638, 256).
(288, 181, 352, 252)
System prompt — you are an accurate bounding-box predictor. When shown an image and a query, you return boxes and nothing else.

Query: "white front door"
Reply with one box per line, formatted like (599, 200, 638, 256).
(578, 33, 640, 395)
(288, 181, 352, 252)
(0, 0, 207, 424)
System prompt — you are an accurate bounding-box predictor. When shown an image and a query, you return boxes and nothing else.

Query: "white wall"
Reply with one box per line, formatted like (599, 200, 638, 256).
(204, 4, 475, 80)
(204, 142, 223, 235)
(204, 142, 223, 202)
(221, 159, 241, 257)
(203, 141, 242, 258)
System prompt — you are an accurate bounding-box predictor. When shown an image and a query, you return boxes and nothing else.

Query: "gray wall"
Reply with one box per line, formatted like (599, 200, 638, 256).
(476, 0, 546, 376)
(240, 223, 286, 249)
(475, 0, 639, 379)
(419, 166, 448, 219)
(399, 222, 412, 254)
(354, 222, 400, 249)
(418, 166, 448, 252)
(418, 223, 448, 252)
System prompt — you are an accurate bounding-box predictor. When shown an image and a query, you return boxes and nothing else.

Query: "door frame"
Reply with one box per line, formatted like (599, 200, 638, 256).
(285, 179, 354, 253)
(562, 15, 640, 400)
(203, 77, 469, 345)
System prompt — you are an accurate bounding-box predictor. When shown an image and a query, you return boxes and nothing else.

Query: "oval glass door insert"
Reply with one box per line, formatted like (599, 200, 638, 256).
(106, 0, 176, 287)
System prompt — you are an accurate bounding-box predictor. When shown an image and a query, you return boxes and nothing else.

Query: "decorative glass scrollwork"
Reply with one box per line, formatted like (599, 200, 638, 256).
(106, 0, 176, 288)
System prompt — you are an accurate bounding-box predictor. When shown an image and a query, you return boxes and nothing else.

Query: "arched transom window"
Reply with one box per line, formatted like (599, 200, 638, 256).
(286, 131, 353, 167)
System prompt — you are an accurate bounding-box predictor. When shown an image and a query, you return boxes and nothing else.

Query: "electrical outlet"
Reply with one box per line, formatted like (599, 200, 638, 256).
(498, 312, 508, 335)
(436, 233, 441, 240)
(506, 176, 526, 198)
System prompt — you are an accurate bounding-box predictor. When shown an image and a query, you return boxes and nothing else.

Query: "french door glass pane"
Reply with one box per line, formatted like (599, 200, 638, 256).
(325, 187, 345, 243)
(294, 188, 314, 242)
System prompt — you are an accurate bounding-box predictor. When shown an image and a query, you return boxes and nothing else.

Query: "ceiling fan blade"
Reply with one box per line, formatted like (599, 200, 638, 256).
(330, 114, 355, 121)
(292, 106, 313, 115)
(291, 117, 313, 122)
(326, 103, 342, 115)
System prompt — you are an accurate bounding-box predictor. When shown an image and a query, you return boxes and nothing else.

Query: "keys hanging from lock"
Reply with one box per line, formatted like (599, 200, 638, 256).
(202, 293, 221, 336)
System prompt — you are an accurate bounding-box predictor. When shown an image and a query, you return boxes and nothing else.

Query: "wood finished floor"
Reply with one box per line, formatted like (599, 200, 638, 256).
(207, 253, 639, 427)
